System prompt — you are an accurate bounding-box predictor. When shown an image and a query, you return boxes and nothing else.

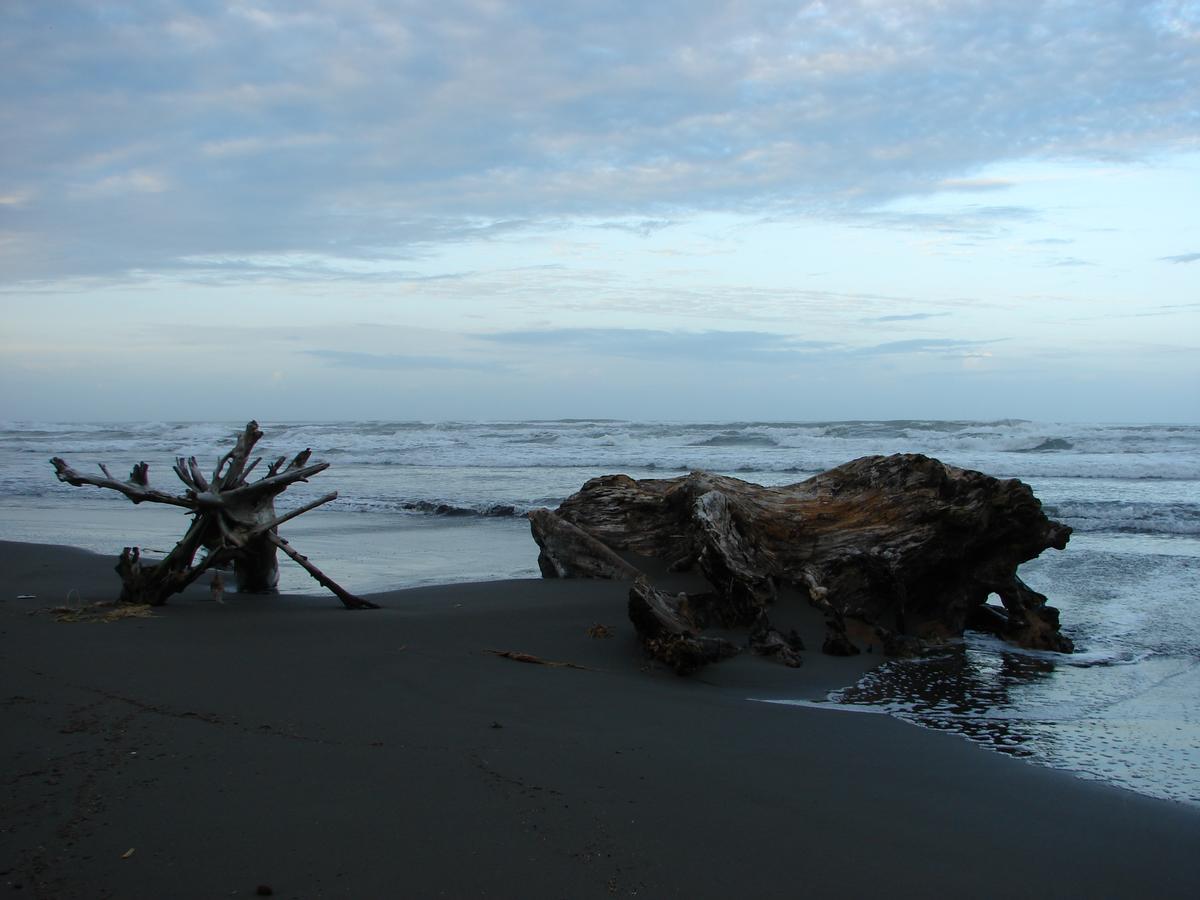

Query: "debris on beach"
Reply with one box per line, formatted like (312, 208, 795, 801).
(50, 601, 156, 623)
(50, 421, 374, 610)
(486, 649, 592, 670)
(530, 453, 1074, 674)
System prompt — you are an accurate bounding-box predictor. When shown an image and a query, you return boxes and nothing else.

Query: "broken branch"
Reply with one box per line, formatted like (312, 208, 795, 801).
(249, 492, 339, 538)
(485, 649, 593, 671)
(266, 533, 377, 610)
(51, 457, 193, 509)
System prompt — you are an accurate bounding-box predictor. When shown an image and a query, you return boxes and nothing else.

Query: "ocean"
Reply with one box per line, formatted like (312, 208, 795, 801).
(2, 419, 1197, 806)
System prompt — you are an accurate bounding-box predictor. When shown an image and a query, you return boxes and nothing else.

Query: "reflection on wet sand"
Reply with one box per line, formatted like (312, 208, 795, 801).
(827, 635, 1200, 806)
(833, 641, 1061, 761)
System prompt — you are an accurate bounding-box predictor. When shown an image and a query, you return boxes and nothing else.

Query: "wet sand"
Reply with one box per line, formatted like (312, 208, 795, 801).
(2, 540, 1199, 898)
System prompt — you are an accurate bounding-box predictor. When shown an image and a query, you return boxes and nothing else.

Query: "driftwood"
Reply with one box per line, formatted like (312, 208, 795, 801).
(51, 421, 375, 609)
(626, 580, 741, 674)
(530, 454, 1073, 673)
(485, 649, 593, 671)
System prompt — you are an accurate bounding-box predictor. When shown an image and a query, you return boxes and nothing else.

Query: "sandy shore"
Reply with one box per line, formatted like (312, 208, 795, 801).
(3, 540, 1199, 899)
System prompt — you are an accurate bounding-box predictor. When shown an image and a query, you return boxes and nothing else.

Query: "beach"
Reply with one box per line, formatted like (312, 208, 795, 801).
(5, 419, 1198, 807)
(3, 540, 1199, 899)
(7, 1, 1198, 894)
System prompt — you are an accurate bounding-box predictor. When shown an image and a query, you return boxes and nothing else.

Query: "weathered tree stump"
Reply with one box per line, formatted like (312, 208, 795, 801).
(51, 421, 375, 609)
(529, 454, 1073, 673)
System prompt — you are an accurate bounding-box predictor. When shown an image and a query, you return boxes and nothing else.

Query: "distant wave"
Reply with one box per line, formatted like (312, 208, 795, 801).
(504, 433, 559, 445)
(403, 500, 518, 518)
(690, 431, 780, 448)
(341, 499, 525, 519)
(6, 420, 1199, 513)
(1047, 501, 1200, 537)
(1014, 438, 1074, 452)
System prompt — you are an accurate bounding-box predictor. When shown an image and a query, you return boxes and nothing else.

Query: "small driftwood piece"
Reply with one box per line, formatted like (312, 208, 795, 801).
(51, 421, 375, 610)
(530, 453, 1073, 674)
(486, 649, 593, 671)
(627, 580, 740, 675)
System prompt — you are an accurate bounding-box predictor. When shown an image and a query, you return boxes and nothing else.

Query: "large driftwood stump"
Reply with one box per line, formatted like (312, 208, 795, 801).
(51, 421, 375, 609)
(529, 454, 1073, 673)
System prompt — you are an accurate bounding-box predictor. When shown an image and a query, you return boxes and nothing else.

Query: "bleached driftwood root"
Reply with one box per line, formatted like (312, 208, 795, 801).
(52, 421, 375, 609)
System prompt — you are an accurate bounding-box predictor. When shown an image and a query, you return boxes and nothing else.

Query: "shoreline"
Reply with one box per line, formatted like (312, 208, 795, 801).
(0, 500, 542, 595)
(3, 540, 1200, 898)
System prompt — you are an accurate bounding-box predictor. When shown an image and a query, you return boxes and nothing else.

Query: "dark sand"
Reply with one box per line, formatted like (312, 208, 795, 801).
(3, 540, 1199, 899)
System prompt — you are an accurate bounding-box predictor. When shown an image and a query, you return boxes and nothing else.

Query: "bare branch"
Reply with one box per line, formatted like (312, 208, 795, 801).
(248, 492, 338, 538)
(172, 458, 192, 490)
(267, 533, 378, 610)
(187, 457, 210, 493)
(160, 514, 213, 571)
(221, 461, 331, 501)
(117, 541, 226, 605)
(287, 448, 313, 470)
(215, 512, 246, 549)
(212, 450, 234, 486)
(51, 457, 195, 509)
(218, 421, 264, 490)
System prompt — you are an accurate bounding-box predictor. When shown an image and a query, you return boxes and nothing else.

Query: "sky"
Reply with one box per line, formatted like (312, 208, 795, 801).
(1, 0, 1198, 424)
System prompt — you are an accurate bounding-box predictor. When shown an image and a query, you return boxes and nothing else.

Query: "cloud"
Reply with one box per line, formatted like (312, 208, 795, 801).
(481, 328, 833, 362)
(0, 189, 34, 207)
(199, 133, 336, 158)
(305, 349, 506, 372)
(3, 1, 1198, 283)
(1160, 252, 1200, 264)
(852, 205, 1039, 236)
(934, 177, 1015, 192)
(75, 170, 170, 197)
(592, 218, 676, 237)
(481, 328, 998, 364)
(853, 338, 1002, 356)
(862, 313, 951, 323)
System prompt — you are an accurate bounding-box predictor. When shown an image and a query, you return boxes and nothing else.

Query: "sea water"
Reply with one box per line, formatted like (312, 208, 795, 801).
(1, 419, 1197, 805)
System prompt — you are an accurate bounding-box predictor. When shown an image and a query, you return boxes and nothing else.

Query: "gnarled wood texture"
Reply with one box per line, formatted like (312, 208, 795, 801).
(530, 454, 1073, 672)
(51, 421, 374, 609)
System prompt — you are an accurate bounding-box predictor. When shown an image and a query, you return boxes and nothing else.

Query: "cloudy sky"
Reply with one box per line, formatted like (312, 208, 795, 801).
(2, 0, 1197, 423)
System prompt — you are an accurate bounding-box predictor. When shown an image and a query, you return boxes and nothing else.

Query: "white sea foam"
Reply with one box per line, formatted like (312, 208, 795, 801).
(7, 420, 1198, 526)
(750, 698, 892, 714)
